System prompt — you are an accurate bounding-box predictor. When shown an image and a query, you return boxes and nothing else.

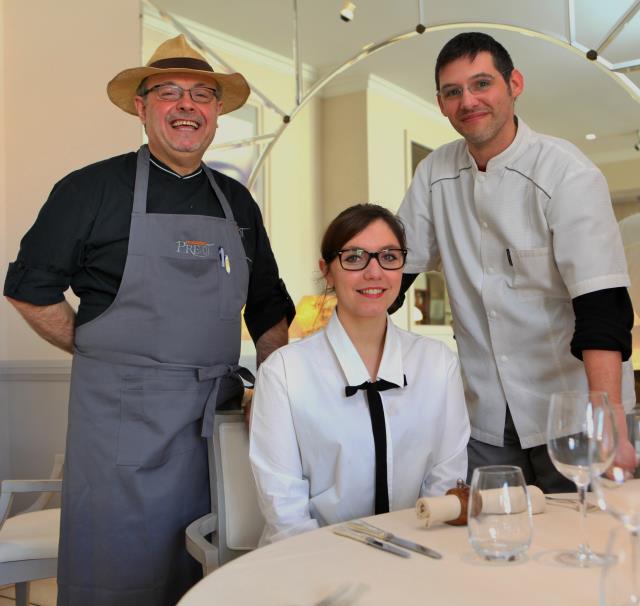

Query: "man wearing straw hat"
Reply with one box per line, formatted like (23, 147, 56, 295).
(4, 35, 294, 605)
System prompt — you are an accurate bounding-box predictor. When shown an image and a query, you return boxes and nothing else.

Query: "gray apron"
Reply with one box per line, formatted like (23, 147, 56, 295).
(57, 146, 251, 606)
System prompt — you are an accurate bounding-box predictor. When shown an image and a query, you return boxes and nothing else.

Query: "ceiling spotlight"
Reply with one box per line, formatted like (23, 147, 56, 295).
(585, 133, 597, 141)
(340, 1, 356, 22)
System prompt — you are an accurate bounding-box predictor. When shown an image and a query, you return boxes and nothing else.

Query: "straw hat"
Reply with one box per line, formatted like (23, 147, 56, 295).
(107, 35, 250, 116)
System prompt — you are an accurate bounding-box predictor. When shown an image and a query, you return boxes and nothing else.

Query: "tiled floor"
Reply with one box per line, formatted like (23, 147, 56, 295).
(0, 579, 57, 606)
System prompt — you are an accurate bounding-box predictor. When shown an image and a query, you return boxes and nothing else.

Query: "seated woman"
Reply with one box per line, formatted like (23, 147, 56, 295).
(250, 204, 470, 544)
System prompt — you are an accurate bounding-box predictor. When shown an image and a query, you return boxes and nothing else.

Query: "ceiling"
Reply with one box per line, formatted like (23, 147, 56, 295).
(151, 0, 640, 166)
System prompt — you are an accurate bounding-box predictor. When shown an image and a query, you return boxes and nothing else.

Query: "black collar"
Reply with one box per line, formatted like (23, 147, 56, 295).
(148, 153, 203, 180)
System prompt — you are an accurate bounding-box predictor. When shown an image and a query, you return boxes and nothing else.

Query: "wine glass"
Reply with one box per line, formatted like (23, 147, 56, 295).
(591, 408, 640, 605)
(547, 391, 618, 567)
(467, 465, 532, 561)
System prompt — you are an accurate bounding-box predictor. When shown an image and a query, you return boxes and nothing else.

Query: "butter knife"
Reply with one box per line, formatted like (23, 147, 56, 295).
(345, 519, 442, 559)
(333, 526, 410, 558)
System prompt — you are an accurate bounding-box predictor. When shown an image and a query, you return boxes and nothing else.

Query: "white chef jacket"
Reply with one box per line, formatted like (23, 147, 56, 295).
(250, 311, 469, 544)
(398, 117, 634, 449)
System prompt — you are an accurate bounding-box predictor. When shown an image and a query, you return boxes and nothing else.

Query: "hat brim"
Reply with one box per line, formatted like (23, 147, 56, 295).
(107, 66, 250, 116)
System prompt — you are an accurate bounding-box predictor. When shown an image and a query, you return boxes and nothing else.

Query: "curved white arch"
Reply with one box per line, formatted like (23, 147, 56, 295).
(142, 1, 640, 190)
(246, 19, 640, 188)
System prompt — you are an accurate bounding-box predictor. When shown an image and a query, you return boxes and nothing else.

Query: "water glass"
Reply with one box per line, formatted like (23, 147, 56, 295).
(468, 465, 532, 561)
(592, 410, 640, 605)
(600, 525, 640, 606)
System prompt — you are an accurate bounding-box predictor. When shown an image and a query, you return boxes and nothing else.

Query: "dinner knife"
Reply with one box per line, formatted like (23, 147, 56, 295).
(344, 519, 443, 559)
(333, 526, 411, 558)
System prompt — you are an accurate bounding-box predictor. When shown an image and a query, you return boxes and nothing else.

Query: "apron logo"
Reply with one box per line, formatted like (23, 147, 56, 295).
(176, 240, 215, 258)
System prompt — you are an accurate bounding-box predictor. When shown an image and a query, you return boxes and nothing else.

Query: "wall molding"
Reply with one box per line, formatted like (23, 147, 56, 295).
(321, 72, 369, 98)
(589, 148, 640, 166)
(143, 5, 317, 84)
(368, 74, 449, 125)
(0, 360, 71, 382)
(322, 72, 448, 125)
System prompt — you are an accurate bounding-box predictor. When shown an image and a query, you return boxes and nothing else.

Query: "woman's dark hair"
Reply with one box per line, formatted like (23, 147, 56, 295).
(435, 32, 514, 90)
(321, 203, 406, 266)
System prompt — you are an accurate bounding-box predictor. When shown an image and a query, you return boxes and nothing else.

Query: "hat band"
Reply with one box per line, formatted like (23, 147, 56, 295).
(148, 57, 214, 72)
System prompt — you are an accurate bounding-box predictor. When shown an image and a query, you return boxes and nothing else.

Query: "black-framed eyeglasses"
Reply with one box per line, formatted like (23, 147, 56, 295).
(334, 248, 408, 271)
(141, 83, 219, 104)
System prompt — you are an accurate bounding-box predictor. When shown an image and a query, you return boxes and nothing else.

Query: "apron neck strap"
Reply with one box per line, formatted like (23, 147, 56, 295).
(202, 164, 235, 221)
(132, 145, 150, 215)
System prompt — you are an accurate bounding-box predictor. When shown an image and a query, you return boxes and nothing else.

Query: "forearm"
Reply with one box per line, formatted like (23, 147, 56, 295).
(582, 349, 622, 406)
(255, 317, 288, 366)
(5, 297, 76, 354)
(582, 349, 635, 470)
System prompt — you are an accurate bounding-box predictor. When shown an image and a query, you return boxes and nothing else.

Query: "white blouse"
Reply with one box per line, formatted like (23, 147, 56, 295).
(249, 311, 470, 544)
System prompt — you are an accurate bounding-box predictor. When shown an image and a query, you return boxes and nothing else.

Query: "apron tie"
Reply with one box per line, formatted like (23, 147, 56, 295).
(199, 364, 255, 437)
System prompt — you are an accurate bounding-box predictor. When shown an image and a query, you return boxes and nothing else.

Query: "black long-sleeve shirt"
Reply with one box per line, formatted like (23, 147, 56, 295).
(4, 152, 295, 343)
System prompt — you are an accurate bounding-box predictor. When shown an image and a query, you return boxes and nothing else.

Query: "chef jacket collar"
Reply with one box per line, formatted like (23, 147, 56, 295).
(148, 152, 203, 180)
(465, 115, 532, 174)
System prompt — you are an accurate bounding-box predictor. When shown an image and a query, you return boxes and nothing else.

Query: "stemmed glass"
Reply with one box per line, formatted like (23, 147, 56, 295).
(590, 409, 640, 605)
(547, 391, 618, 567)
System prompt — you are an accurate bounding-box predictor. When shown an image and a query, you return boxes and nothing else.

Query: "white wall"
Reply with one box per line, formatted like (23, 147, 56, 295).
(366, 77, 457, 209)
(0, 0, 140, 485)
(321, 90, 369, 225)
(1, 0, 141, 363)
(0, 0, 9, 480)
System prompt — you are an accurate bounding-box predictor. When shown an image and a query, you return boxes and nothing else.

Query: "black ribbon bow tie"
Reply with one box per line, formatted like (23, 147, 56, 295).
(344, 376, 407, 514)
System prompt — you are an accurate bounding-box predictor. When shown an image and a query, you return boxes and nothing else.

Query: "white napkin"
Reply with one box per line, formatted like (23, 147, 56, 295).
(416, 485, 546, 528)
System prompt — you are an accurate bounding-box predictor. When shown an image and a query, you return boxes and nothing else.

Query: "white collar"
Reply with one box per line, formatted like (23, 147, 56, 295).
(466, 116, 531, 172)
(324, 311, 405, 388)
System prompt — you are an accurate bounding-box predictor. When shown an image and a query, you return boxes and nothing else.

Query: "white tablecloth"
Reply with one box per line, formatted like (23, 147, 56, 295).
(179, 501, 619, 606)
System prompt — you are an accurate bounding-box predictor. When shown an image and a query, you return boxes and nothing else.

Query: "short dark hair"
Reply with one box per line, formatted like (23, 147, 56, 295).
(435, 32, 514, 90)
(321, 203, 406, 267)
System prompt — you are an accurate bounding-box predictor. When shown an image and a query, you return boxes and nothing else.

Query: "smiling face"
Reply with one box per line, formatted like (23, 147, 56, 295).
(437, 51, 523, 164)
(133, 72, 223, 174)
(320, 219, 403, 330)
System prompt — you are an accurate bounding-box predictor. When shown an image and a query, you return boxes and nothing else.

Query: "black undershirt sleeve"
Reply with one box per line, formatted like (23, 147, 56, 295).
(242, 202, 295, 342)
(388, 273, 419, 314)
(571, 287, 634, 361)
(223, 179, 295, 343)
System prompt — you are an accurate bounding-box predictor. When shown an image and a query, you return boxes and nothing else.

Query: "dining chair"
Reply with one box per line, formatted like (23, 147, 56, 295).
(186, 410, 265, 575)
(0, 454, 63, 606)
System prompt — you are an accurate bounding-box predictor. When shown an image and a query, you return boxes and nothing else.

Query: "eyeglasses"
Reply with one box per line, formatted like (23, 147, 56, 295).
(141, 84, 219, 104)
(437, 76, 501, 102)
(334, 248, 407, 271)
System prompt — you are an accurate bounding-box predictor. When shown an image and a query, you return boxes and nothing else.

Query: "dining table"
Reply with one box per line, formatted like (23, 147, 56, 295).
(178, 497, 620, 606)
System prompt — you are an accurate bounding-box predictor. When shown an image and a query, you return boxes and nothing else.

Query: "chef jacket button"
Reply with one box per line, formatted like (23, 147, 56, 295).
(500, 355, 508, 362)
(489, 310, 497, 319)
